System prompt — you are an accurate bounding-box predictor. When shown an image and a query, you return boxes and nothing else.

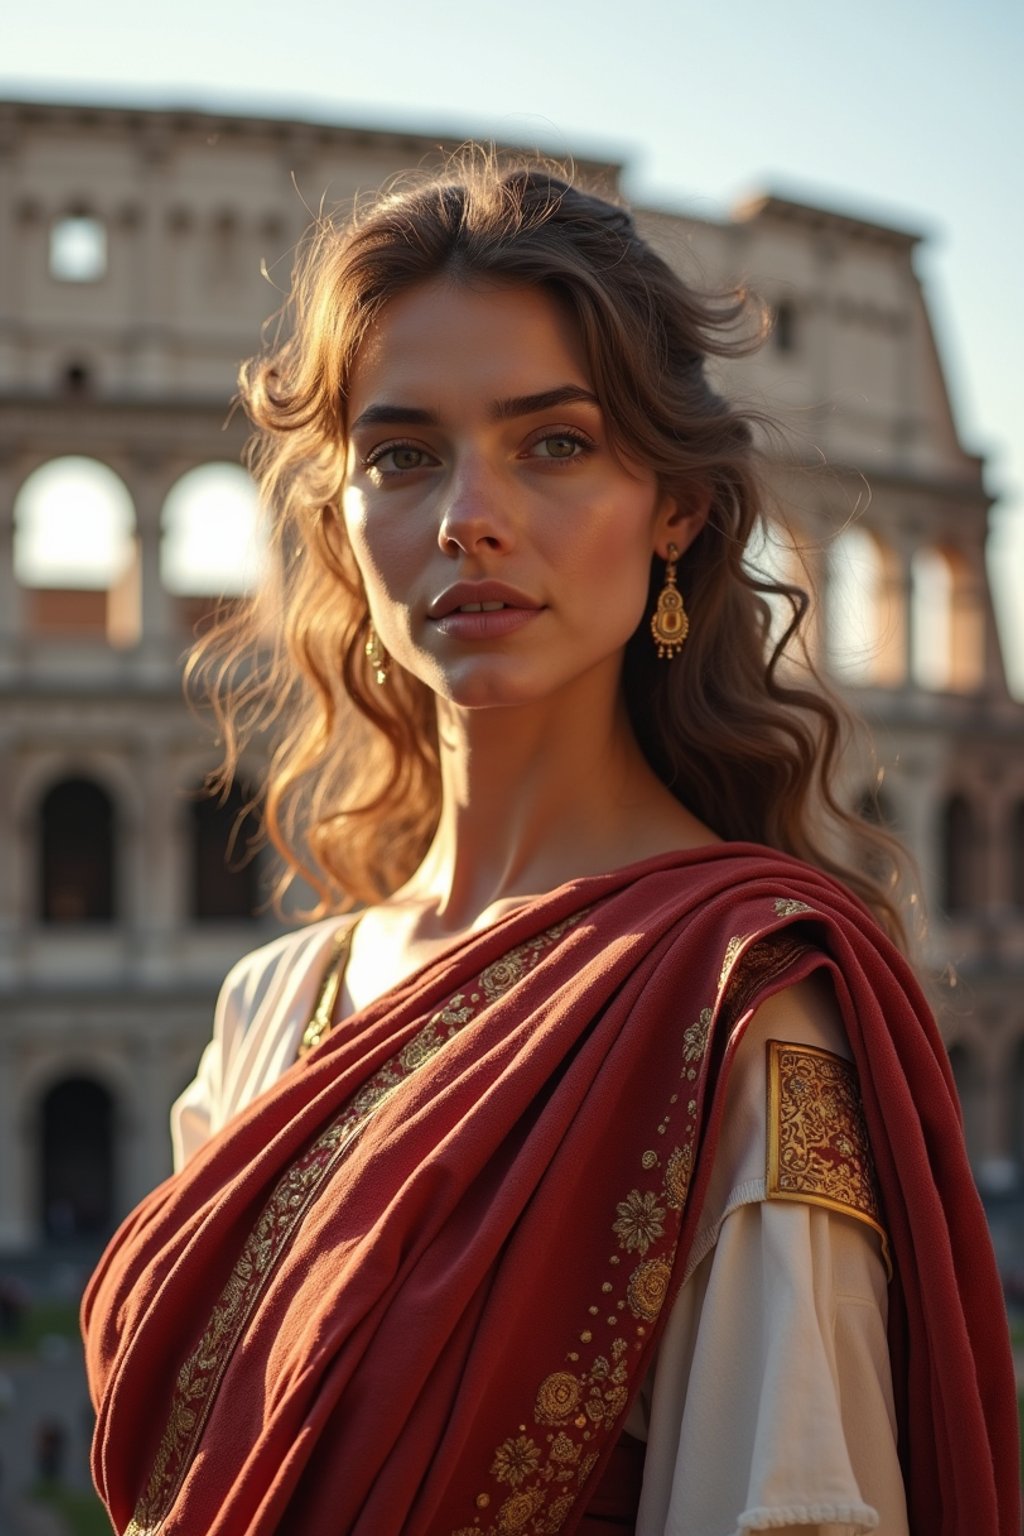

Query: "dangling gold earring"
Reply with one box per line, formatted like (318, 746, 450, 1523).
(650, 543, 689, 659)
(365, 623, 390, 685)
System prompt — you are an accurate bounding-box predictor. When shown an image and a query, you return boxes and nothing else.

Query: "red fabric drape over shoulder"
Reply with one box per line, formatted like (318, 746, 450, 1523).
(82, 847, 1019, 1535)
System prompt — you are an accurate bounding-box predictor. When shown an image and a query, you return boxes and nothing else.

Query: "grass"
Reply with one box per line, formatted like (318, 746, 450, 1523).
(31, 1482, 113, 1536)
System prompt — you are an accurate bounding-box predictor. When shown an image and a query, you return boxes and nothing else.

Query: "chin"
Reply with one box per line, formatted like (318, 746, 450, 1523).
(423, 657, 562, 712)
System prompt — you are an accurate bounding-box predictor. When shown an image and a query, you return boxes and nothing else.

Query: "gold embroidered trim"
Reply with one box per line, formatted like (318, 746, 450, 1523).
(766, 1039, 891, 1277)
(126, 911, 585, 1536)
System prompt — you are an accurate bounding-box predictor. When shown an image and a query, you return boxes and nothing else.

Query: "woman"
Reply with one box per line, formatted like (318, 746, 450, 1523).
(82, 155, 1018, 1535)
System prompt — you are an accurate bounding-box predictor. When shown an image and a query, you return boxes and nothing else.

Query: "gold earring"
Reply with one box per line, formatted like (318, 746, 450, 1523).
(650, 543, 689, 659)
(365, 623, 390, 685)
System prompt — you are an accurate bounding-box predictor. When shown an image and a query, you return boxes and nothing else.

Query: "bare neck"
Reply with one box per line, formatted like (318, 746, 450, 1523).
(394, 671, 711, 936)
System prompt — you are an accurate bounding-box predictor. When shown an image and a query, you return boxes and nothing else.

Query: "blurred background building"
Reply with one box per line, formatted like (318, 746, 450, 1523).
(0, 93, 1022, 1514)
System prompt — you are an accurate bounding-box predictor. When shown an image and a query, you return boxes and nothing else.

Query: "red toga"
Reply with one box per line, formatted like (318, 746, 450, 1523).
(82, 846, 1020, 1534)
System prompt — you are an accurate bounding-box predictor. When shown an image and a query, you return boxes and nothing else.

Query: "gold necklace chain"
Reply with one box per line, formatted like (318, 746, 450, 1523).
(297, 917, 361, 1058)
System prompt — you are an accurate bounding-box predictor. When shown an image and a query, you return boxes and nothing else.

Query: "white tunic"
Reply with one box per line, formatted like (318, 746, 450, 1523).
(172, 920, 910, 1536)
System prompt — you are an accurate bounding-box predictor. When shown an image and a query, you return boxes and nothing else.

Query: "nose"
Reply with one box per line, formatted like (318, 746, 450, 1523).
(437, 457, 515, 558)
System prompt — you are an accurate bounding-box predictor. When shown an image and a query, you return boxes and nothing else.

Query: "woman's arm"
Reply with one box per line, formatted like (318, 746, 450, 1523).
(635, 975, 909, 1536)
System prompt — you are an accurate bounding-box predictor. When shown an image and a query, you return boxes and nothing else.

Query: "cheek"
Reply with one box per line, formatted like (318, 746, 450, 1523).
(340, 487, 416, 601)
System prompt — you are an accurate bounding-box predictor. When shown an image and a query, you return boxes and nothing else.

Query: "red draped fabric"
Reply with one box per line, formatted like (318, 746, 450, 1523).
(82, 846, 1019, 1535)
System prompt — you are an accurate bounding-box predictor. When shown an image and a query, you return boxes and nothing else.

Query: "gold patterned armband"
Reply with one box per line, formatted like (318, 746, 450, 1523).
(766, 1039, 891, 1278)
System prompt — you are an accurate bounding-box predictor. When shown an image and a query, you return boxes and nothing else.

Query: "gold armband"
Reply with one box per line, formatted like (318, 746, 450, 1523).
(766, 1039, 891, 1278)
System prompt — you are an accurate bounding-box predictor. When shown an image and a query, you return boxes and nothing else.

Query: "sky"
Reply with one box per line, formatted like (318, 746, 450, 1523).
(4, 0, 1023, 691)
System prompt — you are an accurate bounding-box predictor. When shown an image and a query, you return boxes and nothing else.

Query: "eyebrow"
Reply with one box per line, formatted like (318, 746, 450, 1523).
(349, 384, 600, 431)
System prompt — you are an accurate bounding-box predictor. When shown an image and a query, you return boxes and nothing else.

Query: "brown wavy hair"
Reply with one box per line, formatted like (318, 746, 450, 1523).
(187, 147, 912, 944)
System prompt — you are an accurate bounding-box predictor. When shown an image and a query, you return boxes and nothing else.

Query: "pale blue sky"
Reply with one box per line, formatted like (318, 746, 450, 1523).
(4, 0, 1022, 689)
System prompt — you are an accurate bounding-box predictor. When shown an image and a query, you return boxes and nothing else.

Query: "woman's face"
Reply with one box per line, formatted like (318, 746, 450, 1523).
(341, 277, 689, 711)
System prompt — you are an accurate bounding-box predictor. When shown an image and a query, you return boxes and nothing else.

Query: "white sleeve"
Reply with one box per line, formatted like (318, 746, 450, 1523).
(170, 918, 345, 1171)
(632, 974, 910, 1536)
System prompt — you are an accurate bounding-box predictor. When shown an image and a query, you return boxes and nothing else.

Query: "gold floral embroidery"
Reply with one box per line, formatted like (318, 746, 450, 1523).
(774, 897, 812, 917)
(720, 931, 812, 1024)
(491, 1436, 543, 1487)
(127, 911, 585, 1536)
(611, 1190, 666, 1255)
(625, 1258, 671, 1321)
(535, 1371, 582, 1424)
(767, 1039, 891, 1275)
(497, 1487, 546, 1532)
(663, 1144, 692, 1209)
(682, 1006, 712, 1061)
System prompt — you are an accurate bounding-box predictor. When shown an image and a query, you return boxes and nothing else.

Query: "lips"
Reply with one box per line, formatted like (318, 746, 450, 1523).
(427, 581, 543, 620)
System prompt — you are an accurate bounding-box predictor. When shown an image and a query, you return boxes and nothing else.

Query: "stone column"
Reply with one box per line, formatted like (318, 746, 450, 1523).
(0, 458, 25, 672)
(127, 459, 178, 665)
(133, 743, 187, 984)
(0, 1040, 32, 1249)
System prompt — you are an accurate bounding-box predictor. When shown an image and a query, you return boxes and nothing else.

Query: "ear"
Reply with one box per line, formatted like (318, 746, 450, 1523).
(653, 486, 711, 561)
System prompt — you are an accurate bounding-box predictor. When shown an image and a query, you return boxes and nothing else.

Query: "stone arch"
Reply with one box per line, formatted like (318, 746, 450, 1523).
(187, 777, 265, 922)
(161, 461, 264, 634)
(37, 1075, 116, 1240)
(13, 455, 138, 644)
(911, 544, 985, 693)
(38, 777, 116, 922)
(825, 525, 904, 685)
(939, 793, 977, 916)
(12, 753, 144, 929)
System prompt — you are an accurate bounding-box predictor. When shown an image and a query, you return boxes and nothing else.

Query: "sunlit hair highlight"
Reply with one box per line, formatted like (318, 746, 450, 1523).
(187, 146, 912, 944)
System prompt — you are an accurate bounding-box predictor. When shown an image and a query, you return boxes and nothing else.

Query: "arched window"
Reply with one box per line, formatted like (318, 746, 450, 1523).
(14, 457, 136, 643)
(940, 795, 975, 916)
(40, 777, 115, 922)
(162, 463, 264, 634)
(190, 782, 262, 921)
(40, 1077, 115, 1240)
(1012, 802, 1024, 910)
(826, 527, 903, 686)
(911, 546, 985, 693)
(49, 213, 107, 283)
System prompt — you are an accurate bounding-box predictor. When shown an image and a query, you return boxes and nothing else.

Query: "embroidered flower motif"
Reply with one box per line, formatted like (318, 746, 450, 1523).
(548, 1433, 580, 1465)
(541, 1492, 577, 1531)
(774, 897, 812, 917)
(718, 934, 747, 988)
(480, 956, 526, 999)
(497, 1486, 546, 1531)
(682, 1007, 712, 1061)
(663, 1144, 692, 1210)
(490, 1434, 542, 1487)
(577, 1451, 599, 1485)
(399, 1024, 441, 1072)
(612, 1189, 665, 1255)
(535, 1371, 582, 1424)
(626, 1258, 671, 1321)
